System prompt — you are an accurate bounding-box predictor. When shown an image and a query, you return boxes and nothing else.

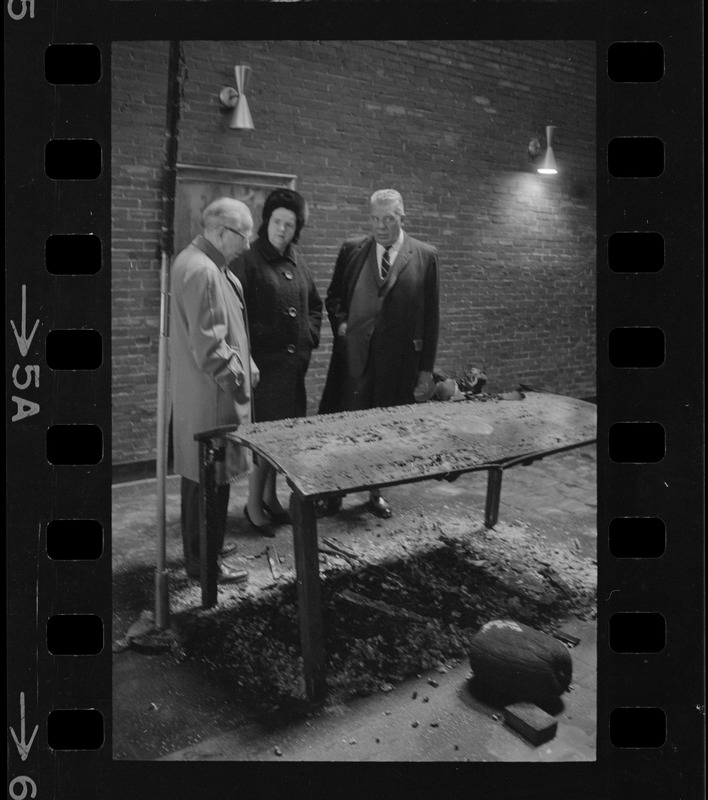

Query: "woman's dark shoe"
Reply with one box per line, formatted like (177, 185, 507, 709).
(244, 505, 276, 537)
(262, 502, 291, 525)
(315, 494, 343, 517)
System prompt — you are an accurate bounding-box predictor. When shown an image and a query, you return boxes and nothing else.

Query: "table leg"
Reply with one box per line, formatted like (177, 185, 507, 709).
(198, 439, 219, 608)
(485, 467, 503, 528)
(290, 493, 326, 702)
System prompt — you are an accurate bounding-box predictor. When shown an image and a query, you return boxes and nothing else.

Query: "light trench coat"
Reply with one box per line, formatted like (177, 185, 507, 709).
(169, 236, 257, 484)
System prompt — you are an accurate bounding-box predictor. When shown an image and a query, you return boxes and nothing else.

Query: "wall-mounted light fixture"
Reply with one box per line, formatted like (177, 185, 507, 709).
(219, 65, 254, 130)
(528, 125, 558, 175)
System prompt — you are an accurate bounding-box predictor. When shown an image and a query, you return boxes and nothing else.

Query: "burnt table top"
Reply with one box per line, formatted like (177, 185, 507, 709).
(223, 393, 596, 499)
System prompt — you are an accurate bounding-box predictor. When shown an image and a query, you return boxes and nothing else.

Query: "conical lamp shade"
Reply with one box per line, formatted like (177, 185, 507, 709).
(229, 96, 254, 130)
(229, 65, 254, 130)
(537, 125, 557, 174)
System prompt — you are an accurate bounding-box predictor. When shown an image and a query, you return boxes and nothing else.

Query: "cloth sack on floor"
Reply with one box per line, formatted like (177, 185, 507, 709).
(468, 619, 572, 705)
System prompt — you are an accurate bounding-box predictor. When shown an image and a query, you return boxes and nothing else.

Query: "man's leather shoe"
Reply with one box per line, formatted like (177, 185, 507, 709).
(186, 564, 249, 583)
(217, 563, 249, 583)
(368, 495, 393, 519)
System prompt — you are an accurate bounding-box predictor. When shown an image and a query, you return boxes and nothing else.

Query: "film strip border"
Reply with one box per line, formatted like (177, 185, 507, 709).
(6, 14, 111, 796)
(598, 16, 704, 783)
(5, 2, 704, 797)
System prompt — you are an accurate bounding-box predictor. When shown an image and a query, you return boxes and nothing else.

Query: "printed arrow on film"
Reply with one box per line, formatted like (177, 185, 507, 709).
(10, 284, 40, 358)
(10, 692, 38, 761)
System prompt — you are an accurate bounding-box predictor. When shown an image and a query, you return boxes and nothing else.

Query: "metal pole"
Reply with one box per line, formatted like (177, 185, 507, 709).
(154, 250, 171, 628)
(154, 41, 184, 630)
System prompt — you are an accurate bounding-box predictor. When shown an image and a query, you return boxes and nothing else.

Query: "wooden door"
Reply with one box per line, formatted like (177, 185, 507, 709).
(173, 164, 297, 254)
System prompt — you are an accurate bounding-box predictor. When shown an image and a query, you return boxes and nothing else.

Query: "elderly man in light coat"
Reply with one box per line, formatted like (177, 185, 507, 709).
(170, 197, 258, 581)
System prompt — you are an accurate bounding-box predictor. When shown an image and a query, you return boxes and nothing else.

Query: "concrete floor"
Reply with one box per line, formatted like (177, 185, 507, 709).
(113, 445, 597, 761)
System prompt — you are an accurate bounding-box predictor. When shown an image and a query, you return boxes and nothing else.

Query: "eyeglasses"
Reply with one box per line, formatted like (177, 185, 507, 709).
(223, 225, 250, 243)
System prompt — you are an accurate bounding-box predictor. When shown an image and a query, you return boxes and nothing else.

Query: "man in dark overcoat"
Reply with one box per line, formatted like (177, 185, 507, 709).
(319, 189, 440, 518)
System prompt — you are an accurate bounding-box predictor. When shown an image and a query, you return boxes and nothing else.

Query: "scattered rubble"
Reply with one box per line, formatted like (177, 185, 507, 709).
(117, 516, 595, 710)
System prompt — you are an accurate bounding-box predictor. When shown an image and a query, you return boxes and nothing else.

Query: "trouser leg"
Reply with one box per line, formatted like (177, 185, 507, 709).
(214, 482, 230, 553)
(181, 476, 229, 576)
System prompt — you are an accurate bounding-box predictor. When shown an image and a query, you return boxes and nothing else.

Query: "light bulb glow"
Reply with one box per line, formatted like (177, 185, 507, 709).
(537, 140, 558, 174)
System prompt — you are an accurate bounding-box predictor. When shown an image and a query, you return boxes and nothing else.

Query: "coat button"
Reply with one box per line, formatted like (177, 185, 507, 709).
(287, 306, 297, 317)
(287, 344, 296, 354)
(283, 270, 294, 280)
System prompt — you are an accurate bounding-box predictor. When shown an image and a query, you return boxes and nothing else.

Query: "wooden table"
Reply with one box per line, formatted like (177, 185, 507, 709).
(195, 393, 596, 701)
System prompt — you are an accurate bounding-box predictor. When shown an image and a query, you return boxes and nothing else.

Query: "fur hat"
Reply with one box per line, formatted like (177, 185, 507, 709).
(258, 188, 308, 245)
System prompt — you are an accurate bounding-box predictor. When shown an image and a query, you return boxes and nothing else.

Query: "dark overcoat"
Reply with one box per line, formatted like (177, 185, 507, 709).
(319, 233, 440, 413)
(232, 237, 322, 421)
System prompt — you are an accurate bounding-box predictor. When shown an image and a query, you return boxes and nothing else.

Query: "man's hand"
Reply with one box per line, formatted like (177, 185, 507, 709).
(337, 321, 348, 337)
(251, 364, 260, 389)
(414, 370, 435, 403)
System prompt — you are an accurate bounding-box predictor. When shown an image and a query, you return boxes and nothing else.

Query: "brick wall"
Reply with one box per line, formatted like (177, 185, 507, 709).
(112, 39, 596, 467)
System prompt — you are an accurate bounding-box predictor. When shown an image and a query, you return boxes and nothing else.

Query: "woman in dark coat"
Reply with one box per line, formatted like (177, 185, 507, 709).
(232, 188, 323, 532)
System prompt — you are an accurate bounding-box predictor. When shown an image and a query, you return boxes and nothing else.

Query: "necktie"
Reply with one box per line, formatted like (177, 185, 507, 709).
(381, 246, 392, 280)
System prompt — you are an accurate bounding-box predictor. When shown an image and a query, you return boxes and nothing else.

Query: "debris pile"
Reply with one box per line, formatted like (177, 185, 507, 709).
(180, 520, 595, 709)
(431, 366, 487, 401)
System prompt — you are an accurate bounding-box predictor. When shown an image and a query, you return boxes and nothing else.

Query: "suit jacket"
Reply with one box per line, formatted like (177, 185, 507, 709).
(169, 236, 257, 483)
(319, 233, 440, 412)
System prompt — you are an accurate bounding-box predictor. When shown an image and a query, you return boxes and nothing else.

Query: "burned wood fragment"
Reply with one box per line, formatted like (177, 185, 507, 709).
(322, 538, 405, 587)
(319, 544, 356, 563)
(265, 547, 278, 580)
(335, 588, 433, 625)
(553, 630, 581, 647)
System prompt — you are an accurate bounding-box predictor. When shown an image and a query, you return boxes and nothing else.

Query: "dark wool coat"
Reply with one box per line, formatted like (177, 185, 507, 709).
(232, 237, 323, 422)
(319, 233, 440, 413)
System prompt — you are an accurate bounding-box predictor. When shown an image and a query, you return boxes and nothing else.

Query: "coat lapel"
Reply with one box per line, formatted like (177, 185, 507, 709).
(347, 237, 375, 300)
(222, 266, 250, 339)
(193, 235, 250, 333)
(223, 267, 246, 308)
(193, 235, 225, 269)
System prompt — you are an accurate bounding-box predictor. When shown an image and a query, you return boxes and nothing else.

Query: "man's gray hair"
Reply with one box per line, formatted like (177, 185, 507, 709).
(202, 197, 252, 232)
(370, 189, 405, 216)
